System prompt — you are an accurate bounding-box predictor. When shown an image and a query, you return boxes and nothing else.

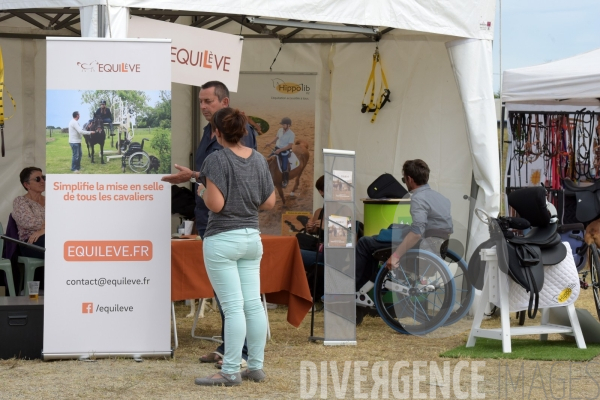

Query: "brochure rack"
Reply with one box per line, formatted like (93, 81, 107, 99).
(321, 149, 356, 345)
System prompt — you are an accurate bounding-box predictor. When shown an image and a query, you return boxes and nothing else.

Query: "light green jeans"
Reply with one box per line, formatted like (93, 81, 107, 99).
(203, 228, 266, 374)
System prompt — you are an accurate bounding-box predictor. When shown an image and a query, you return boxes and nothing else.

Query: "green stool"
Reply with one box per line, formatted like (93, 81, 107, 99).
(0, 222, 16, 297)
(18, 256, 44, 295)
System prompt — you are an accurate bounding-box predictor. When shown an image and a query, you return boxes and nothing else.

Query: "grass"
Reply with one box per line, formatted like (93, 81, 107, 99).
(441, 338, 600, 361)
(45, 127, 170, 174)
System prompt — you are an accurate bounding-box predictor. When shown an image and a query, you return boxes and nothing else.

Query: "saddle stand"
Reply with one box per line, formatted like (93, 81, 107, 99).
(467, 247, 586, 353)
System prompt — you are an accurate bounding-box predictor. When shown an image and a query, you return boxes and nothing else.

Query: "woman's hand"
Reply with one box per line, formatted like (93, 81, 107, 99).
(28, 228, 45, 244)
(196, 183, 206, 197)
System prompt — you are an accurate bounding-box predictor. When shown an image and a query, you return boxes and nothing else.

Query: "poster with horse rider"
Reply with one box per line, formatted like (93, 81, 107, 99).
(230, 72, 316, 236)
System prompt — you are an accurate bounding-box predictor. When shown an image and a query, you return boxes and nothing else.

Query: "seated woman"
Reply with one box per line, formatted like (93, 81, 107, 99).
(13, 167, 46, 259)
(300, 176, 325, 298)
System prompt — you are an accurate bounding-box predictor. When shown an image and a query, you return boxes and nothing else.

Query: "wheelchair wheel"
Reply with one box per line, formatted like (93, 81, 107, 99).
(373, 249, 455, 335)
(442, 249, 474, 326)
(589, 244, 600, 320)
(128, 151, 150, 173)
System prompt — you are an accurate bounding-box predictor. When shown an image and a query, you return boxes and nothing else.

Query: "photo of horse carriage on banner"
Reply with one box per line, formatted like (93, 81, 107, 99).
(92, 96, 160, 174)
(45, 89, 171, 175)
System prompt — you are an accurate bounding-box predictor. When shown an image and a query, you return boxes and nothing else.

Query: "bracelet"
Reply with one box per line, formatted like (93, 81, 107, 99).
(199, 188, 207, 199)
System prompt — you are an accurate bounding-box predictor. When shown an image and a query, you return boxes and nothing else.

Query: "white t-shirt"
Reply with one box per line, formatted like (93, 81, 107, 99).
(276, 128, 295, 149)
(68, 118, 91, 143)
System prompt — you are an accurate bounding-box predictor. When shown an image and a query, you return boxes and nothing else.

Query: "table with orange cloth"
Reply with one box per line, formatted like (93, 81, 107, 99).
(171, 235, 313, 327)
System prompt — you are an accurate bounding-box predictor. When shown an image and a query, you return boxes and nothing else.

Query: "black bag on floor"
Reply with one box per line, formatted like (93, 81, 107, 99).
(367, 173, 407, 199)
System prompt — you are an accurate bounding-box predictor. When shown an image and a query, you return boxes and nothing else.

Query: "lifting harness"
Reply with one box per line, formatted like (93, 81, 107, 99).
(361, 47, 391, 123)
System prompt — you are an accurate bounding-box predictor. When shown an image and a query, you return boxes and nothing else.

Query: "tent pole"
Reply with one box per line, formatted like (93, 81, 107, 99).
(500, 104, 506, 201)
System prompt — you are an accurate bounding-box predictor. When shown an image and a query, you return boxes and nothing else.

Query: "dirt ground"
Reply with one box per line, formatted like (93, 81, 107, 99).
(2, 286, 600, 399)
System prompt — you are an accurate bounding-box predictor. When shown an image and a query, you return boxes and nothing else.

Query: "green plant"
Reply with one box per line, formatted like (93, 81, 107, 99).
(151, 128, 171, 174)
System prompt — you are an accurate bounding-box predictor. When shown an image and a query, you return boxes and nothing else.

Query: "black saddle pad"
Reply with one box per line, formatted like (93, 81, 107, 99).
(575, 191, 600, 223)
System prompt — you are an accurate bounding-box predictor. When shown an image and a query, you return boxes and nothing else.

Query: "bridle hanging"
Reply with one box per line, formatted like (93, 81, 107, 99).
(361, 46, 391, 123)
(0, 46, 17, 157)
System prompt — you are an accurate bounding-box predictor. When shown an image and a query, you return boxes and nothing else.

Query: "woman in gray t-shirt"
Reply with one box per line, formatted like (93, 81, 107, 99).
(194, 108, 275, 387)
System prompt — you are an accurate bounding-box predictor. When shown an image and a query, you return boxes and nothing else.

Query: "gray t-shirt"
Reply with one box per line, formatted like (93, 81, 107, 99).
(200, 148, 274, 238)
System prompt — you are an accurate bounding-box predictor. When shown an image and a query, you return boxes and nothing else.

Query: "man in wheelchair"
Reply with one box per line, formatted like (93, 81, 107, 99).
(355, 159, 453, 324)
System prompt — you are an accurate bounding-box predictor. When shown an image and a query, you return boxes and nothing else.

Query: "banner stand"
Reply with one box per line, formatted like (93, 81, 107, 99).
(44, 38, 172, 361)
(43, 351, 173, 361)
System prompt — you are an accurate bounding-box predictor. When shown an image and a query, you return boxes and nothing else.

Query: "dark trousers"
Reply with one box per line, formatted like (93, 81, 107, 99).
(274, 147, 290, 171)
(19, 235, 45, 259)
(355, 235, 391, 292)
(101, 118, 113, 135)
(198, 228, 249, 360)
(70, 143, 82, 171)
(301, 249, 325, 300)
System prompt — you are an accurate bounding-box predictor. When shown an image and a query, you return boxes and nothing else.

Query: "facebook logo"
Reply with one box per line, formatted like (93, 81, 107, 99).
(82, 303, 93, 314)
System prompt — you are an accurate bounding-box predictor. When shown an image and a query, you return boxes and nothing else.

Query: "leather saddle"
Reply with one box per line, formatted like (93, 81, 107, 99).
(562, 178, 600, 223)
(468, 186, 567, 319)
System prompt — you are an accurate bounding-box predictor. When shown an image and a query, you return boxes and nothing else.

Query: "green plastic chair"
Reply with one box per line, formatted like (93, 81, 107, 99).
(18, 256, 44, 296)
(0, 222, 16, 297)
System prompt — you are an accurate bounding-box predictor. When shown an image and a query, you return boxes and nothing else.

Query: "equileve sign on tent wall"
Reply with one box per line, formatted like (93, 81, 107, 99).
(128, 16, 243, 91)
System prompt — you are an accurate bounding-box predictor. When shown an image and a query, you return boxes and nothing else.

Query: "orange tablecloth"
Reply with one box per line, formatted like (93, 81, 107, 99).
(171, 235, 312, 327)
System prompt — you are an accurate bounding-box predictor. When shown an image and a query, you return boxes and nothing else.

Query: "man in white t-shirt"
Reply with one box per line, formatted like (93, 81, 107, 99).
(265, 117, 295, 187)
(68, 111, 93, 173)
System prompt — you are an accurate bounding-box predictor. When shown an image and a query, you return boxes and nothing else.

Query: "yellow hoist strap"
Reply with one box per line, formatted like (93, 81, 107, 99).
(0, 45, 17, 157)
(361, 49, 390, 123)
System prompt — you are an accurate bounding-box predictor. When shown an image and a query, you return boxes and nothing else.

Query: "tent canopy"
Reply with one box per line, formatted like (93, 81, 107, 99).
(502, 47, 600, 105)
(0, 0, 495, 40)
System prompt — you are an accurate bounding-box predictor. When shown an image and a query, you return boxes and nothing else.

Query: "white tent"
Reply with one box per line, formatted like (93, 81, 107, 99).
(502, 47, 600, 106)
(0, 1, 499, 250)
(501, 48, 600, 216)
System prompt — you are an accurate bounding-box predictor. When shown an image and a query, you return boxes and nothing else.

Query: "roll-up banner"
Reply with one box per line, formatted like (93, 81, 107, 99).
(44, 38, 172, 359)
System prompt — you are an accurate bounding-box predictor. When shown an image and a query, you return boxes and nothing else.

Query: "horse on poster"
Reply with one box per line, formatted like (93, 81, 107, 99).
(83, 116, 106, 164)
(267, 139, 310, 205)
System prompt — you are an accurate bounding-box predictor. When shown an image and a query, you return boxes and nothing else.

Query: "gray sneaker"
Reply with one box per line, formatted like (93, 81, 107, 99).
(241, 369, 266, 382)
(194, 372, 242, 386)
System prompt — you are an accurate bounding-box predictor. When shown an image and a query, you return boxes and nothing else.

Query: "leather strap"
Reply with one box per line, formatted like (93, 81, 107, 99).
(515, 244, 540, 267)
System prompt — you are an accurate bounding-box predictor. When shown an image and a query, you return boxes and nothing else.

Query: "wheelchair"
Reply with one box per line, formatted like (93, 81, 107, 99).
(120, 138, 159, 173)
(356, 242, 474, 335)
